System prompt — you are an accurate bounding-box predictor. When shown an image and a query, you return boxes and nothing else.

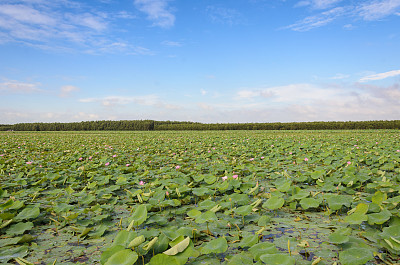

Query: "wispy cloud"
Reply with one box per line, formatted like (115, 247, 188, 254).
(295, 0, 343, 10)
(134, 0, 175, 28)
(79, 95, 181, 109)
(161, 40, 182, 47)
(206, 6, 242, 25)
(0, 80, 41, 93)
(0, 1, 147, 54)
(359, 69, 400, 82)
(59, 85, 80, 97)
(285, 6, 347, 31)
(358, 0, 400, 20)
(288, 0, 400, 31)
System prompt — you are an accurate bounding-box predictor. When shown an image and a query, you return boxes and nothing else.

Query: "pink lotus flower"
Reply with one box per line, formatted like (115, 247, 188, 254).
(89, 156, 92, 160)
(397, 150, 400, 152)
(0, 154, 4, 157)
(222, 176, 228, 181)
(304, 158, 309, 162)
(139, 181, 145, 186)
(289, 152, 292, 155)
(26, 161, 33, 165)
(347, 161, 351, 165)
(166, 191, 169, 196)
(249, 158, 254, 161)
(78, 157, 83, 161)
(105, 162, 110, 166)
(175, 165, 180, 169)
(261, 157, 264, 159)
(126, 164, 130, 167)
(232, 175, 238, 179)
(112, 155, 117, 158)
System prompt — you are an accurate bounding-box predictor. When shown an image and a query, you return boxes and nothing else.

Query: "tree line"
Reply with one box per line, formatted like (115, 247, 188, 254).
(0, 120, 399, 131)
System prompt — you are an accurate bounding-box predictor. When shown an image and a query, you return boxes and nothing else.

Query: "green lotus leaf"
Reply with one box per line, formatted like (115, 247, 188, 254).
(263, 196, 284, 210)
(300, 197, 321, 209)
(130, 204, 148, 226)
(249, 242, 277, 261)
(0, 245, 29, 263)
(372, 191, 387, 205)
(14, 207, 40, 221)
(258, 215, 271, 227)
(101, 245, 125, 265)
(234, 205, 253, 216)
(368, 209, 391, 225)
(227, 253, 254, 265)
(239, 234, 259, 248)
(326, 195, 352, 211)
(104, 249, 138, 265)
(187, 209, 201, 219)
(292, 189, 310, 200)
(0, 237, 21, 248)
(276, 181, 291, 192)
(259, 253, 295, 265)
(128, 235, 145, 248)
(6, 222, 34, 236)
(204, 175, 217, 184)
(163, 237, 190, 255)
(149, 254, 186, 265)
(195, 211, 218, 224)
(339, 248, 373, 265)
(192, 187, 210, 196)
(328, 231, 350, 244)
(200, 237, 228, 254)
(112, 230, 138, 247)
(345, 213, 368, 225)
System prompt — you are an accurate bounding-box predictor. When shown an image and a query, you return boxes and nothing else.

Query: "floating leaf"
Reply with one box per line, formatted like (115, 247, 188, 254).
(263, 196, 284, 210)
(339, 248, 373, 265)
(200, 237, 228, 254)
(195, 211, 218, 224)
(130, 204, 148, 226)
(14, 207, 40, 221)
(6, 222, 34, 235)
(104, 249, 138, 265)
(259, 253, 295, 265)
(249, 242, 277, 261)
(163, 237, 190, 256)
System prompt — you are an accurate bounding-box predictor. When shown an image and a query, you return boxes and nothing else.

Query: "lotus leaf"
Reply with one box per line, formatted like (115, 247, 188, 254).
(200, 237, 228, 254)
(263, 196, 284, 210)
(163, 237, 190, 255)
(339, 248, 373, 265)
(104, 249, 138, 265)
(130, 204, 148, 226)
(195, 211, 218, 224)
(249, 242, 277, 261)
(6, 222, 33, 235)
(259, 253, 295, 265)
(14, 206, 40, 221)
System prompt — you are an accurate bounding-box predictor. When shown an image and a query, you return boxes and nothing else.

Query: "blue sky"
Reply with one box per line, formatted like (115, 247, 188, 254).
(1, 0, 400, 124)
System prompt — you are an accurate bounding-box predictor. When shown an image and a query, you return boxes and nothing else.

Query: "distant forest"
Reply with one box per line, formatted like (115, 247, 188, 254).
(0, 120, 399, 131)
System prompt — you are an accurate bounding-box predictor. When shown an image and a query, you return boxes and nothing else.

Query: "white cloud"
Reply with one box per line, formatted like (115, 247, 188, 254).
(288, 0, 400, 31)
(358, 0, 400, 20)
(330, 73, 350, 79)
(0, 2, 149, 54)
(285, 7, 347, 31)
(161, 40, 182, 47)
(79, 95, 181, 110)
(60, 85, 80, 97)
(206, 6, 242, 25)
(200, 89, 207, 96)
(359, 69, 400, 82)
(0, 80, 41, 93)
(134, 0, 175, 28)
(295, 0, 343, 9)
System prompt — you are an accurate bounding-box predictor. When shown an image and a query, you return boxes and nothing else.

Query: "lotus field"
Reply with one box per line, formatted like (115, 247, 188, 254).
(1, 130, 400, 265)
